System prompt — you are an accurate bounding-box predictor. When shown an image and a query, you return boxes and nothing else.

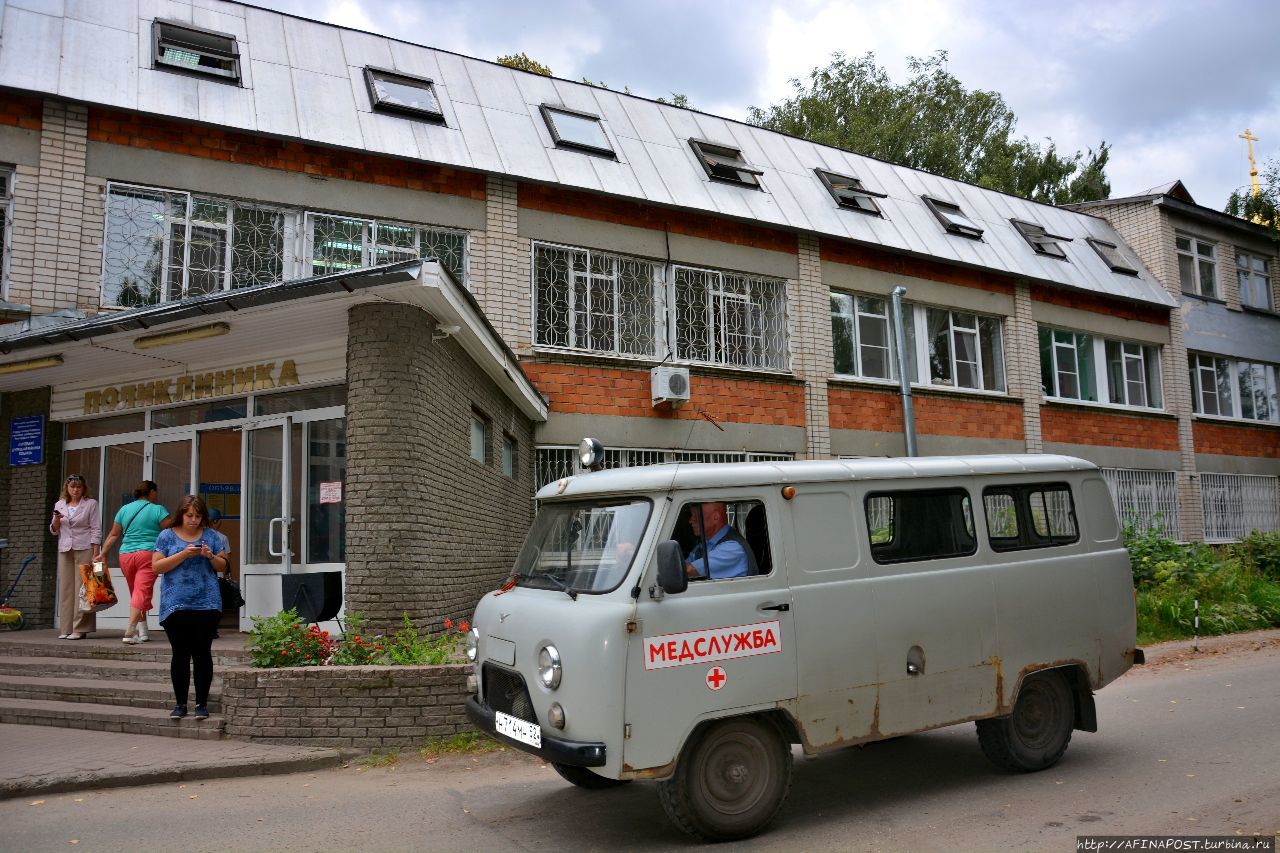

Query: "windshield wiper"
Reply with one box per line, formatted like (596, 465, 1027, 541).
(538, 570, 577, 601)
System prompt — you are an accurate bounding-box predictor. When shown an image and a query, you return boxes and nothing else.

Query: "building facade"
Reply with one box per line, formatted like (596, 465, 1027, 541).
(0, 1, 1276, 632)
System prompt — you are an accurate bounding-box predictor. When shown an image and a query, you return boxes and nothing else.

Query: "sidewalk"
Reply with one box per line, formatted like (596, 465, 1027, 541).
(0, 724, 344, 799)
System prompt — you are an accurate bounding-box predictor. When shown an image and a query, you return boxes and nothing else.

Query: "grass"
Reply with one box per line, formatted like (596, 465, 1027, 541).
(355, 747, 401, 768)
(419, 731, 506, 760)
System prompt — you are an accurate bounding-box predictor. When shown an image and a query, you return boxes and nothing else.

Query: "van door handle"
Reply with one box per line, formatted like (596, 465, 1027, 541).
(758, 602, 789, 612)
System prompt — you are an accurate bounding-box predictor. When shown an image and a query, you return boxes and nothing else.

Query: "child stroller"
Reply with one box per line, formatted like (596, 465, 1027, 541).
(0, 555, 36, 631)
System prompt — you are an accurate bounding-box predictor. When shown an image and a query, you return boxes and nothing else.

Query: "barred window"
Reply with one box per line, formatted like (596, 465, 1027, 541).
(1200, 473, 1280, 542)
(534, 446, 793, 489)
(533, 243, 658, 356)
(673, 265, 787, 369)
(1100, 468, 1180, 539)
(308, 213, 466, 285)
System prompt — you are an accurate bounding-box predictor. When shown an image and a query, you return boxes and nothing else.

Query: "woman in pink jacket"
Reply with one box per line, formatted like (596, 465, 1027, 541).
(49, 473, 100, 639)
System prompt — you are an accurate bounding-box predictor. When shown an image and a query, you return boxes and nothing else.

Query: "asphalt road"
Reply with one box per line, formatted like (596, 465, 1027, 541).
(5, 640, 1279, 852)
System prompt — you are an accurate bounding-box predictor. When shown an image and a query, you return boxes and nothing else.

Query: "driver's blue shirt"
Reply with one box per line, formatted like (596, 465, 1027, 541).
(688, 525, 748, 579)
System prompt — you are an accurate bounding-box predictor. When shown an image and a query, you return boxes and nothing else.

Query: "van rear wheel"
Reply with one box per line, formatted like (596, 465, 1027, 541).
(657, 716, 792, 841)
(977, 669, 1074, 772)
(552, 763, 630, 789)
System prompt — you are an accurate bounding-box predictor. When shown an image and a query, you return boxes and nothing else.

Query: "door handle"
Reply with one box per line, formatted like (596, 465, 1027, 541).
(757, 602, 790, 612)
(267, 517, 284, 557)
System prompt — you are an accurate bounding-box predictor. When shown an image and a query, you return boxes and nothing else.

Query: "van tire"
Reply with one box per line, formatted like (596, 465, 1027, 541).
(552, 763, 630, 789)
(976, 670, 1074, 772)
(657, 716, 792, 841)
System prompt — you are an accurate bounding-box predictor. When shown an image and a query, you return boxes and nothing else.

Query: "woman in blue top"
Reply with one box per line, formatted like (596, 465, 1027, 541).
(152, 495, 229, 721)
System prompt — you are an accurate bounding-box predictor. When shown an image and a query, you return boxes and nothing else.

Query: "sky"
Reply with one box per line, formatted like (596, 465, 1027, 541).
(249, 0, 1280, 210)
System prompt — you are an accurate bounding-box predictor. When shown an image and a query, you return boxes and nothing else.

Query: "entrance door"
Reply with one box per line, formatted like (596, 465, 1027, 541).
(240, 417, 296, 625)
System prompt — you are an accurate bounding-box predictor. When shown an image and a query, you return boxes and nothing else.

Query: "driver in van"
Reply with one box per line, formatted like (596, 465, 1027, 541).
(685, 502, 756, 579)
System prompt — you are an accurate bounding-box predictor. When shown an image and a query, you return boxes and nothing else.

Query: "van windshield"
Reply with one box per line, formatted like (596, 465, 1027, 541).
(513, 499, 652, 595)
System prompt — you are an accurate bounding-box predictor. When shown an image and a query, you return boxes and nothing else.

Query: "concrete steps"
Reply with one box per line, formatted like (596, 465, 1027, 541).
(0, 697, 226, 739)
(0, 675, 222, 712)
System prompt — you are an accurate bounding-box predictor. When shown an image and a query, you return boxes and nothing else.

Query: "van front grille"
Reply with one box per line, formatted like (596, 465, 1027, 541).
(483, 664, 536, 724)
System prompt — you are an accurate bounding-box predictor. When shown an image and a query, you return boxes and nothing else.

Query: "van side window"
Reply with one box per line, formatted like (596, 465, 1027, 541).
(672, 500, 771, 580)
(865, 489, 976, 564)
(982, 483, 1079, 552)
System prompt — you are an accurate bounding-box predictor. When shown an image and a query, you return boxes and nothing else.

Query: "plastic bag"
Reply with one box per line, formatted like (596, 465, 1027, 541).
(78, 562, 118, 612)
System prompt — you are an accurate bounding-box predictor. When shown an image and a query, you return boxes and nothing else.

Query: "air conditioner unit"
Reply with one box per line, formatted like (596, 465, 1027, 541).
(651, 365, 691, 407)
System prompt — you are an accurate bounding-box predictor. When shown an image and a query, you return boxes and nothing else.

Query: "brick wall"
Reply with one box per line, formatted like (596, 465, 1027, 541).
(518, 182, 798, 255)
(819, 239, 1015, 295)
(522, 361, 806, 427)
(221, 664, 471, 748)
(1029, 283, 1170, 326)
(0, 388, 62, 626)
(0, 94, 42, 130)
(344, 302, 536, 634)
(88, 107, 485, 200)
(1041, 405, 1180, 451)
(1193, 421, 1280, 458)
(829, 385, 1024, 440)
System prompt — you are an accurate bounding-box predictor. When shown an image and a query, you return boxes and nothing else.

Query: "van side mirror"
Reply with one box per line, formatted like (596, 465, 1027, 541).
(656, 540, 687, 595)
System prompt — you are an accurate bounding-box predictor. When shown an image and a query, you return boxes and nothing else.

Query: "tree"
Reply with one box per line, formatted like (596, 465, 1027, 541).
(747, 51, 1110, 205)
(1224, 157, 1280, 240)
(496, 52, 552, 76)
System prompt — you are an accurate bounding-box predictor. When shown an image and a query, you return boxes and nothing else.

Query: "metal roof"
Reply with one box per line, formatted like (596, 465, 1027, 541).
(537, 454, 1097, 500)
(0, 0, 1173, 308)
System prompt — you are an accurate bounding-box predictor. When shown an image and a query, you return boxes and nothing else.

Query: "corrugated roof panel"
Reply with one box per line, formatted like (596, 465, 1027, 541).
(139, 63, 200, 122)
(461, 61, 526, 116)
(338, 27, 394, 70)
(613, 136, 674, 207)
(60, 18, 137, 110)
(589, 89, 639, 141)
(356, 107, 421, 159)
(764, 171, 820, 235)
(410, 116, 473, 169)
(642, 140, 714, 208)
(243, 5, 290, 66)
(484, 106, 556, 181)
(387, 40, 444, 83)
(736, 182, 784, 226)
(658, 106, 704, 148)
(692, 113, 741, 149)
(282, 15, 346, 76)
(446, 101, 500, 172)
(511, 69, 560, 110)
(250, 60, 299, 138)
(291, 68, 364, 150)
(749, 126, 809, 177)
(855, 155, 915, 204)
(553, 79, 607, 117)
(590, 152, 647, 200)
(618, 97, 675, 145)
(191, 6, 247, 41)
(546, 143, 607, 193)
(432, 51, 478, 106)
(0, 8, 61, 96)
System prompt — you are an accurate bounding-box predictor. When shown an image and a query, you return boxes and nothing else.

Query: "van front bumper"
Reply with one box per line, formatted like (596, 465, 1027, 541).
(465, 695, 607, 767)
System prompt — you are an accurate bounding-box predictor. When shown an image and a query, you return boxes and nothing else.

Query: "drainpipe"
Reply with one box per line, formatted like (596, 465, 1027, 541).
(891, 286, 918, 457)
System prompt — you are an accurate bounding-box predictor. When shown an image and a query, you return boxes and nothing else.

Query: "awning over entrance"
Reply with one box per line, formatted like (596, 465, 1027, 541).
(0, 261, 548, 422)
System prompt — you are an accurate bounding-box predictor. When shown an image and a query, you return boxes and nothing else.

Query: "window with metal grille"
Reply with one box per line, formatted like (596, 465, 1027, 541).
(540, 105, 614, 157)
(152, 20, 240, 82)
(1176, 234, 1217, 298)
(532, 243, 658, 356)
(815, 169, 885, 216)
(673, 265, 788, 369)
(1011, 219, 1071, 259)
(1235, 251, 1273, 311)
(308, 213, 466, 285)
(0, 168, 11, 300)
(689, 140, 763, 188)
(1100, 468, 1180, 539)
(364, 68, 445, 122)
(534, 447, 793, 489)
(1086, 237, 1139, 276)
(1200, 473, 1280, 542)
(922, 196, 983, 239)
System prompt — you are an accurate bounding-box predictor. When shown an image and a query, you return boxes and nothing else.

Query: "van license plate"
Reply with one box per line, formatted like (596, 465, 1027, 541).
(495, 711, 541, 748)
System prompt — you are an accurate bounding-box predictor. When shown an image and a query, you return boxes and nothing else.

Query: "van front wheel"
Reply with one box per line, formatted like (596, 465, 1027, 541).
(552, 763, 630, 789)
(977, 670, 1074, 772)
(657, 717, 793, 841)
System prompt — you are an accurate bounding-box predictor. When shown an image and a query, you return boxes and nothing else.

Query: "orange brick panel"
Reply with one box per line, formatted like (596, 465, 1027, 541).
(829, 386, 1023, 440)
(1193, 421, 1280, 459)
(1030, 283, 1169, 326)
(88, 107, 486, 200)
(518, 183, 798, 256)
(0, 93, 42, 130)
(522, 362, 805, 427)
(1041, 406, 1179, 451)
(819, 239, 1015, 296)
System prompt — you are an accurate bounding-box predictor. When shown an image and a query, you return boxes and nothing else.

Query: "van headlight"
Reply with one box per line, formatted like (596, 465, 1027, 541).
(466, 627, 478, 662)
(538, 644, 562, 690)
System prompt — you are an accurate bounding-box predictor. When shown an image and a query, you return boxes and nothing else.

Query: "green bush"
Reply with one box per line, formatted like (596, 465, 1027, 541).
(383, 613, 468, 666)
(328, 612, 383, 666)
(1231, 530, 1280, 583)
(247, 609, 335, 667)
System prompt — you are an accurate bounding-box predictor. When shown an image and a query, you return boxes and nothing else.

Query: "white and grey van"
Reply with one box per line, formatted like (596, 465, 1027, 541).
(465, 449, 1143, 841)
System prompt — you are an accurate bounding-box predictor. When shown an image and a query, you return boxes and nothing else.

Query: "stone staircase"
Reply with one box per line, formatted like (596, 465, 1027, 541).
(0, 633, 250, 740)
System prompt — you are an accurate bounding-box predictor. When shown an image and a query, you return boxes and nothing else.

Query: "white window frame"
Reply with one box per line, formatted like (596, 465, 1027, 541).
(469, 413, 488, 464)
(918, 306, 1005, 392)
(1176, 233, 1218, 298)
(1188, 352, 1233, 417)
(1039, 328, 1096, 401)
(1237, 360, 1280, 423)
(1040, 325, 1164, 411)
(1235, 250, 1273, 311)
(0, 167, 12, 301)
(671, 265, 789, 371)
(830, 292, 896, 380)
(305, 211, 468, 285)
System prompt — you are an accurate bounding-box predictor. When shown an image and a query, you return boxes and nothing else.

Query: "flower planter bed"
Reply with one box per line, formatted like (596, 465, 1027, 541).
(222, 663, 473, 748)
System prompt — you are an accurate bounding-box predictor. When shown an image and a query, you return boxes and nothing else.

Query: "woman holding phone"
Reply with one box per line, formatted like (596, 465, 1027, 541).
(152, 495, 229, 721)
(49, 474, 100, 639)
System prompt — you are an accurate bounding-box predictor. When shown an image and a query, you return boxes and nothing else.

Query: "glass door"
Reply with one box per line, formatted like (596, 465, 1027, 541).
(242, 417, 295, 575)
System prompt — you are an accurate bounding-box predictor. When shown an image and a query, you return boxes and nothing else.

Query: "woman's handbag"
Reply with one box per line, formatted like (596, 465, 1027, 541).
(78, 562, 118, 612)
(218, 574, 245, 610)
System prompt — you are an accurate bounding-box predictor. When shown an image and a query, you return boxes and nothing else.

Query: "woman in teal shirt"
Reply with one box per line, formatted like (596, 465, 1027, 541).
(94, 480, 171, 644)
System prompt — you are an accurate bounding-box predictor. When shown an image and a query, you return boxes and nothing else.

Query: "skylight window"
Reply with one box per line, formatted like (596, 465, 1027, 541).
(1086, 238, 1139, 276)
(152, 20, 240, 82)
(922, 196, 983, 239)
(364, 68, 445, 122)
(816, 169, 886, 216)
(689, 140, 763, 188)
(1012, 219, 1072, 259)
(540, 105, 614, 157)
